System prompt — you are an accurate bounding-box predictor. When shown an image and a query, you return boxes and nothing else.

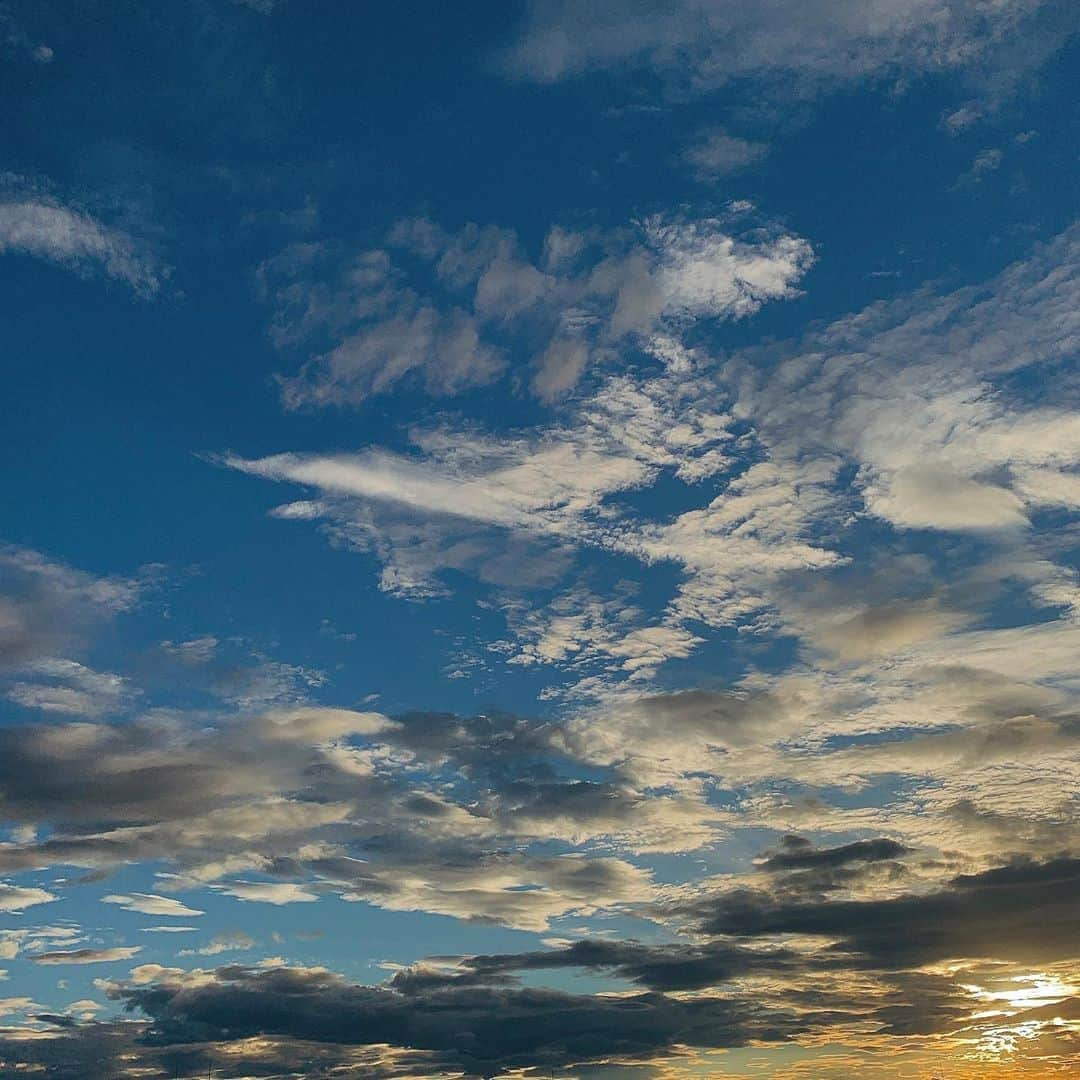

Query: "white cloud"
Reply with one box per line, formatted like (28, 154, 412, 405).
(864, 463, 1028, 531)
(0, 883, 56, 912)
(6, 658, 130, 716)
(0, 997, 37, 1016)
(0, 197, 159, 294)
(215, 881, 320, 905)
(727, 222, 1080, 541)
(102, 893, 206, 918)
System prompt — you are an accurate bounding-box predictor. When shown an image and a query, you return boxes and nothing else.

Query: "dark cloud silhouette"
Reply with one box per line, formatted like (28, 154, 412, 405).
(104, 963, 808, 1077)
(465, 937, 799, 992)
(757, 835, 910, 872)
(693, 855, 1080, 969)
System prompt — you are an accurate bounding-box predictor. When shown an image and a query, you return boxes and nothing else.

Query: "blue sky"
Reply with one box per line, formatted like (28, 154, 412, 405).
(1, 2, 1080, 1077)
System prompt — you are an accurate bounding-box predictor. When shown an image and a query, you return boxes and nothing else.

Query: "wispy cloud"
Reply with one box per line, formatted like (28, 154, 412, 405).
(102, 893, 205, 918)
(499, 0, 1077, 109)
(0, 193, 161, 294)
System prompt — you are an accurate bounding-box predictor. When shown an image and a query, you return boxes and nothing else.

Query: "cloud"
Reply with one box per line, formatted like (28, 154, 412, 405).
(727, 221, 1080, 547)
(465, 937, 799, 992)
(100, 961, 806, 1076)
(264, 213, 811, 406)
(6, 658, 130, 716)
(225, 222, 1080, 719)
(228, 330, 835, 677)
(0, 546, 143, 670)
(681, 128, 768, 180)
(0, 883, 57, 912)
(33, 947, 142, 965)
(755, 835, 911, 873)
(0, 926, 82, 959)
(499, 0, 1077, 106)
(0, 10, 53, 63)
(102, 893, 205, 918)
(0, 705, 666, 930)
(0, 195, 160, 294)
(692, 855, 1080, 971)
(215, 881, 319, 905)
(179, 931, 255, 957)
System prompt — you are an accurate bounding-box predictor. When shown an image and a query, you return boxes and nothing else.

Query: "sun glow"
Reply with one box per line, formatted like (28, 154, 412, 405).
(966, 973, 1079, 1012)
(960, 973, 1080, 1063)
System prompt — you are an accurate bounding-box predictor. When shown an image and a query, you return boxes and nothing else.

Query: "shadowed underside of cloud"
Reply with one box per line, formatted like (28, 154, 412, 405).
(0, 959, 812, 1075)
(4, 930, 1075, 1078)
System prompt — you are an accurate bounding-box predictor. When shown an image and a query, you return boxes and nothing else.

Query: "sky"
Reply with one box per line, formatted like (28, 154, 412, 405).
(1, 1, 1079, 1077)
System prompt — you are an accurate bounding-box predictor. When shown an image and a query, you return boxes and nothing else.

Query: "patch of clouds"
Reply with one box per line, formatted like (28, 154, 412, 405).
(262, 212, 812, 406)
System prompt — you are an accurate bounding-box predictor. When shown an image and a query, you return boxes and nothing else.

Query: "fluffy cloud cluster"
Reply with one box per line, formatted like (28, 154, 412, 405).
(262, 212, 812, 406)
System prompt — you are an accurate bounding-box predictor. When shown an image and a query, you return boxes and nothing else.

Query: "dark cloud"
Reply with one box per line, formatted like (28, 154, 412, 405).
(33, 946, 141, 965)
(757, 835, 910, 873)
(103, 962, 807, 1077)
(465, 938, 799, 992)
(693, 855, 1080, 969)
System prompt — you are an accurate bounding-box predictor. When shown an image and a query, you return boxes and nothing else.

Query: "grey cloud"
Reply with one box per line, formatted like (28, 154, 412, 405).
(106, 962, 806, 1077)
(0, 706, 663, 929)
(693, 855, 1080, 969)
(0, 546, 142, 670)
(34, 947, 142, 965)
(757, 835, 911, 872)
(465, 937, 799, 992)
